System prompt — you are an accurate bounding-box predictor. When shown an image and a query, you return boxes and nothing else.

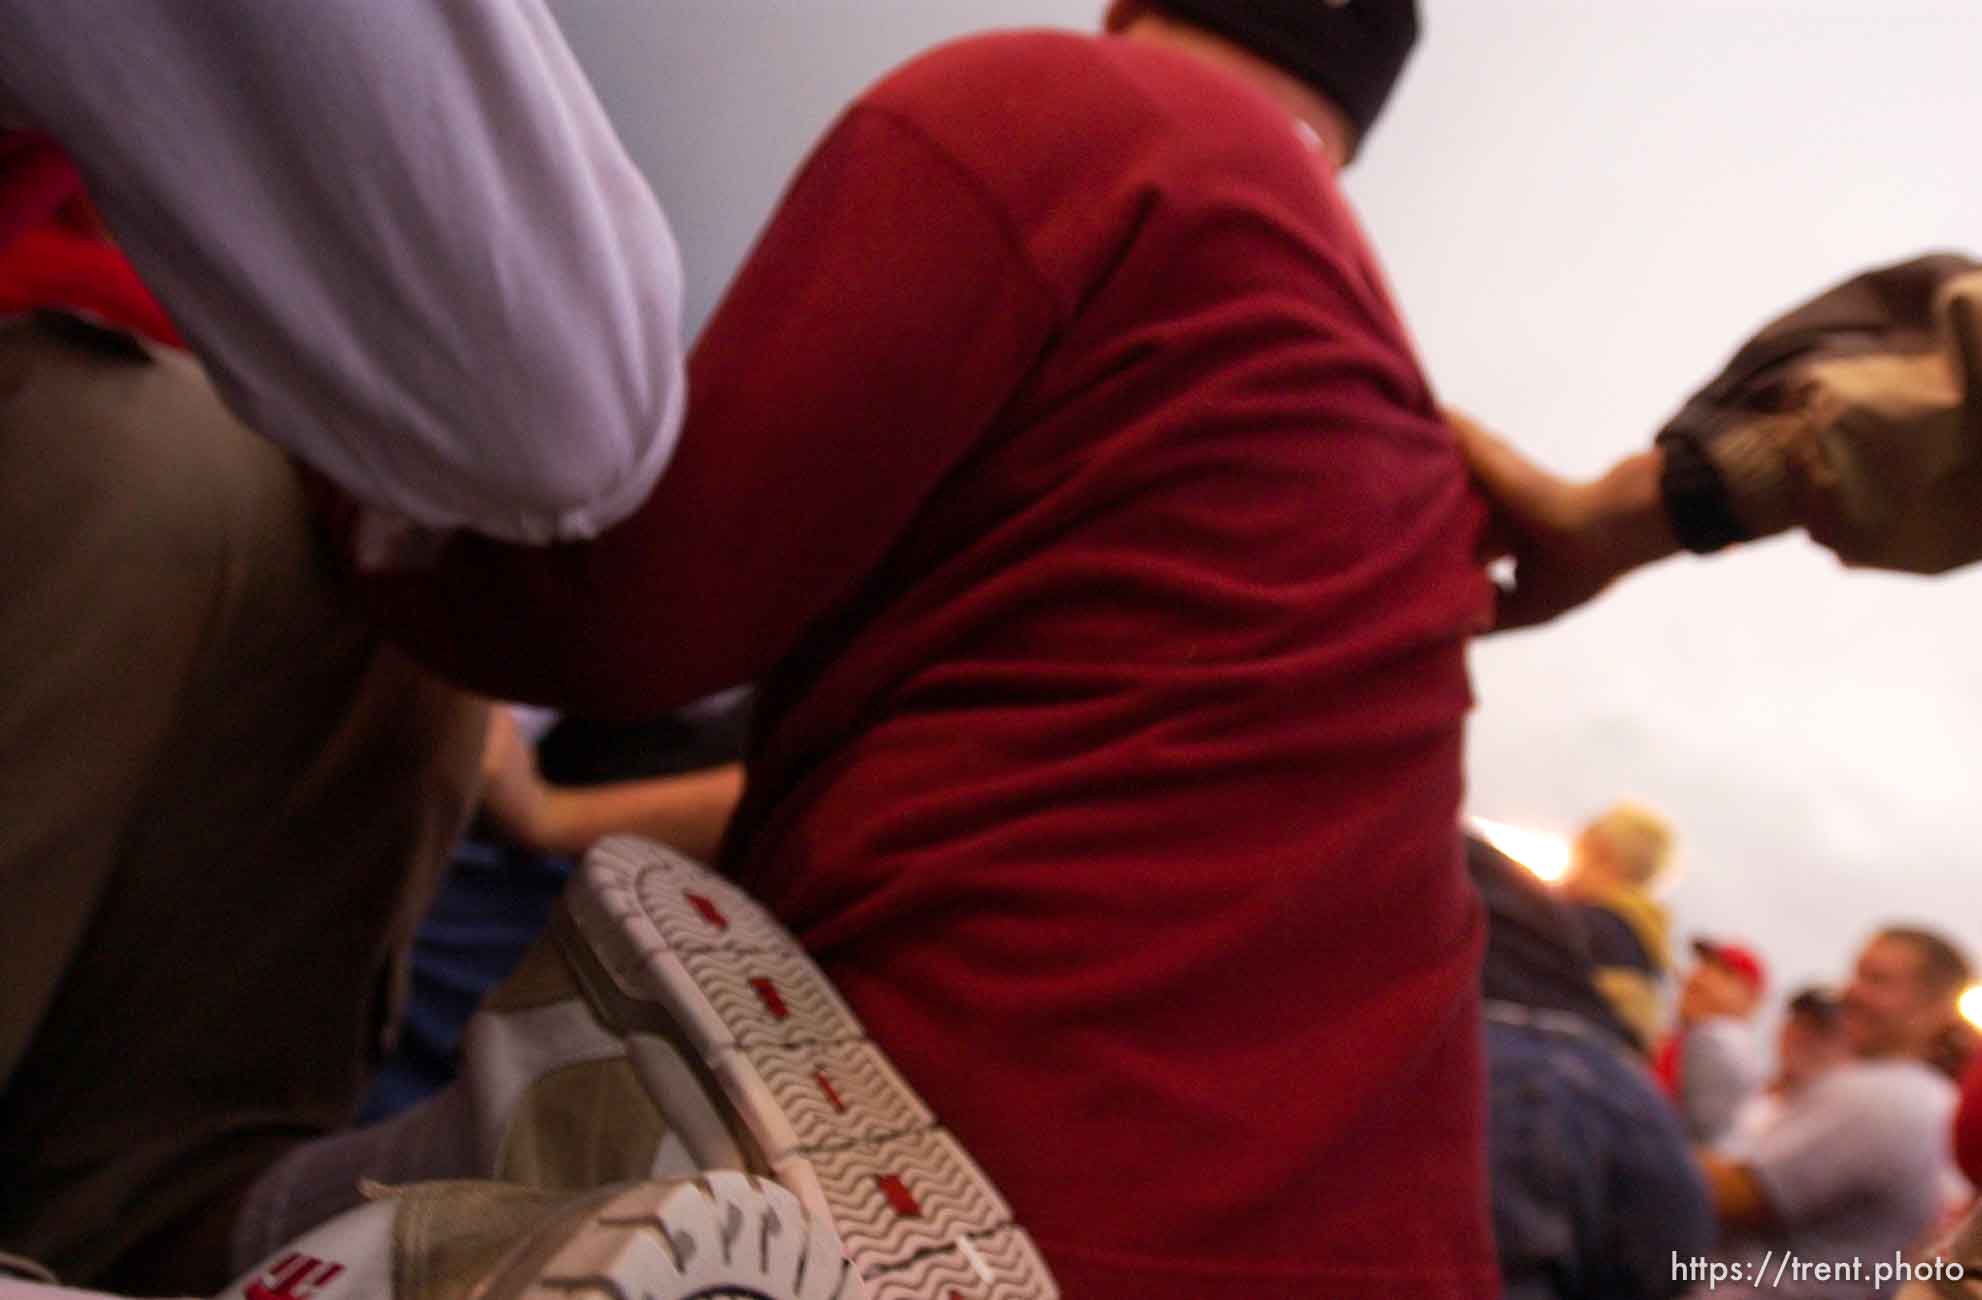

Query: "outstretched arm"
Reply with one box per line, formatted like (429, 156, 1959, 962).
(1456, 257, 1982, 634)
(1450, 412, 1679, 632)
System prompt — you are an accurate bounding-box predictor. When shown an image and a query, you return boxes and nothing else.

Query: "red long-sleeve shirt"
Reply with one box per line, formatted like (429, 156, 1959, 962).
(361, 31, 1495, 1298)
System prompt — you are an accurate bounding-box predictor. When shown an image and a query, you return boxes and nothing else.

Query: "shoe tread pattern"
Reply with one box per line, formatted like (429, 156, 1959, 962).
(576, 837, 1057, 1300)
(863, 1227, 1060, 1300)
(751, 1040, 934, 1151)
(519, 1174, 859, 1300)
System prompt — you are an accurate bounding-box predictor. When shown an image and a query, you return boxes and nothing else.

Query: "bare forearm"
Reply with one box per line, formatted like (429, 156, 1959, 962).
(535, 764, 745, 862)
(1453, 411, 1681, 630)
(1586, 449, 1682, 574)
(1696, 1151, 1777, 1236)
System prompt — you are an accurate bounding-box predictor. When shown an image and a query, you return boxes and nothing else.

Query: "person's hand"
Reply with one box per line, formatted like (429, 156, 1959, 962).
(1449, 410, 1680, 632)
(478, 704, 554, 850)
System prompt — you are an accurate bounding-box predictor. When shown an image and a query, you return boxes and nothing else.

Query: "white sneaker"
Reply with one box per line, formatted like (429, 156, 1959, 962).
(460, 836, 1058, 1300)
(0, 1177, 853, 1300)
(228, 1175, 855, 1300)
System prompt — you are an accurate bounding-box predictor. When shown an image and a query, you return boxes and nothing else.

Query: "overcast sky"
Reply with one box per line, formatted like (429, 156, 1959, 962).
(551, 0, 1982, 1015)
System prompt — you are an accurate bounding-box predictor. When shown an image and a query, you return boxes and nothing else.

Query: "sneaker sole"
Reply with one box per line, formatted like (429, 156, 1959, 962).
(556, 836, 1058, 1300)
(495, 1174, 858, 1300)
(221, 1177, 852, 1300)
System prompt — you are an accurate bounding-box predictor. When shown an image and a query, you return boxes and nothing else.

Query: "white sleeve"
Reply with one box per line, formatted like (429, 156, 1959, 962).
(0, 0, 684, 544)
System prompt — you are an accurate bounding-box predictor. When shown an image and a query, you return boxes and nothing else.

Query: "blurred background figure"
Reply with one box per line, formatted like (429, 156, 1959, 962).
(1719, 986, 1848, 1158)
(1470, 835, 1712, 1300)
(1560, 802, 1677, 1052)
(1775, 987, 1852, 1092)
(1691, 927, 1973, 1300)
(1658, 937, 1767, 1146)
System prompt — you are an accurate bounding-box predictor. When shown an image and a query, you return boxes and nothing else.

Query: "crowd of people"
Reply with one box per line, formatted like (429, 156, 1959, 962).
(2, 1, 1979, 1298)
(1479, 808, 1981, 1299)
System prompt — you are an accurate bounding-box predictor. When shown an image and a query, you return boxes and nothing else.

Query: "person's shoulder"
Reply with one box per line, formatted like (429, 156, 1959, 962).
(858, 28, 1305, 171)
(1574, 902, 1659, 973)
(861, 29, 1117, 121)
(912, 27, 1101, 68)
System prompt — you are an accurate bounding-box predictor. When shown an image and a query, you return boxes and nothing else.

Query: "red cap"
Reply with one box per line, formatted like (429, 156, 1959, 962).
(1693, 937, 1767, 994)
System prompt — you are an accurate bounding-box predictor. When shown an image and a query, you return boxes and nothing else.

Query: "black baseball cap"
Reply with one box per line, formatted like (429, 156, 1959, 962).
(1152, 0, 1420, 139)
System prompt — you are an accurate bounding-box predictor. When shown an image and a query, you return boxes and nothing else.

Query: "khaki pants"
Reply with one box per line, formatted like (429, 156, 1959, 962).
(0, 321, 485, 1283)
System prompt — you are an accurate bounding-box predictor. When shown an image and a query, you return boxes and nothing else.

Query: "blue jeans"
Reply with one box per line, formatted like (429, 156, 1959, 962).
(1487, 1016, 1715, 1300)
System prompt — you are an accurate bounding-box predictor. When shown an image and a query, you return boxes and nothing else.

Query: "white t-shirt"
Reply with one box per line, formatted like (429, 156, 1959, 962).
(1682, 1015, 1766, 1145)
(1720, 1087, 1787, 1160)
(1718, 1059, 1963, 1299)
(0, 0, 684, 545)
